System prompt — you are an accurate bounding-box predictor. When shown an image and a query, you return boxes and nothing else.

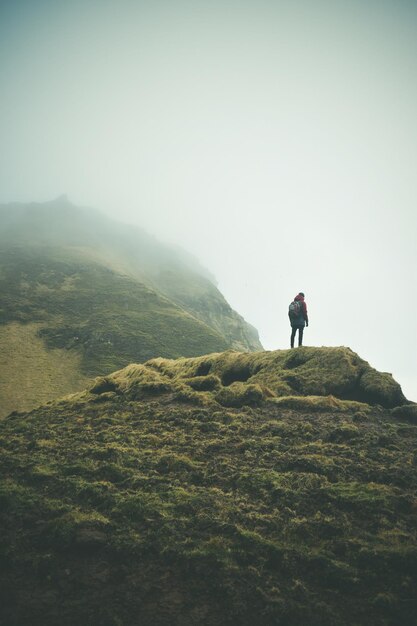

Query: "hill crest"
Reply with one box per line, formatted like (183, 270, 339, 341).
(80, 346, 408, 411)
(1, 346, 416, 626)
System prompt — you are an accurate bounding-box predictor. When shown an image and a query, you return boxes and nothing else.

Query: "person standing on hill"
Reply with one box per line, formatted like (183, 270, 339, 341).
(288, 292, 309, 348)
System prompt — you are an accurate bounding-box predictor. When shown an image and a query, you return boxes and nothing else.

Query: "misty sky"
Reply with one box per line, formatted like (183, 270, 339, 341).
(0, 0, 416, 400)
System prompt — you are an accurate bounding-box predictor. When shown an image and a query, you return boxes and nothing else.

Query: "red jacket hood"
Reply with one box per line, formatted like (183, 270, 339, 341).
(294, 294, 304, 302)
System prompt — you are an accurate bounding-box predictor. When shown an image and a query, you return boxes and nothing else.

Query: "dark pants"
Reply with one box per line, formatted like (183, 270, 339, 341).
(291, 325, 304, 348)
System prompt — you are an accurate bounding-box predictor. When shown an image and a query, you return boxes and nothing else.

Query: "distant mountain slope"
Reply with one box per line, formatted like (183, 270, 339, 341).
(0, 246, 230, 417)
(153, 268, 260, 352)
(0, 196, 262, 352)
(0, 347, 415, 626)
(0, 246, 230, 371)
(0, 197, 261, 416)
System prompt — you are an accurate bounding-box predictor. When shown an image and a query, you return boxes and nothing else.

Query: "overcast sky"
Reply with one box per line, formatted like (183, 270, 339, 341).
(1, 0, 416, 400)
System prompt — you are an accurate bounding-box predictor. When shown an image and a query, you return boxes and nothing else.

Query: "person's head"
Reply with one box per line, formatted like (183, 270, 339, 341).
(299, 292, 305, 297)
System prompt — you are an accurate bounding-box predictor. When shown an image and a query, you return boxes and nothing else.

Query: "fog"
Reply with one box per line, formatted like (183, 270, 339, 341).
(1, 0, 416, 400)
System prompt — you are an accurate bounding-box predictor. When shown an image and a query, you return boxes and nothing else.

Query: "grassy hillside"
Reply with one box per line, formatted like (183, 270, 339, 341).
(0, 246, 231, 416)
(152, 269, 261, 352)
(0, 321, 90, 417)
(0, 197, 262, 353)
(0, 247, 230, 368)
(0, 348, 416, 626)
(0, 198, 262, 416)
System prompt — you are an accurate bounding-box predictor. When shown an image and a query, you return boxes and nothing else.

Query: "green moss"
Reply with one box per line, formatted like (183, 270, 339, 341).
(391, 403, 417, 423)
(174, 384, 213, 406)
(359, 369, 405, 409)
(0, 348, 415, 626)
(184, 374, 221, 391)
(215, 382, 265, 407)
(114, 491, 169, 520)
(90, 376, 119, 394)
(268, 395, 371, 412)
(327, 423, 360, 443)
(324, 482, 394, 507)
(31, 464, 58, 479)
(46, 509, 111, 547)
(115, 347, 407, 409)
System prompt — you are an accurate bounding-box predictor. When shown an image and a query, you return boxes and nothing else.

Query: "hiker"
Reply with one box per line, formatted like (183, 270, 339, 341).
(288, 292, 309, 348)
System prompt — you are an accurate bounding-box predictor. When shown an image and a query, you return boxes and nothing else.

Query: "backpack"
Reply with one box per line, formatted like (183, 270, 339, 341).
(288, 300, 301, 319)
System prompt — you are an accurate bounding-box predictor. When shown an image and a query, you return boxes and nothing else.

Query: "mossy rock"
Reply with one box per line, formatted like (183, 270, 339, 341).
(359, 369, 405, 409)
(215, 382, 264, 407)
(103, 347, 408, 409)
(184, 374, 221, 392)
(269, 395, 371, 413)
(90, 376, 118, 395)
(391, 403, 417, 423)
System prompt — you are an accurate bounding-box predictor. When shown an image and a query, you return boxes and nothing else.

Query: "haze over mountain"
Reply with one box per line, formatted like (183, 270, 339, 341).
(0, 197, 261, 417)
(1, 2, 416, 624)
(1, 0, 416, 401)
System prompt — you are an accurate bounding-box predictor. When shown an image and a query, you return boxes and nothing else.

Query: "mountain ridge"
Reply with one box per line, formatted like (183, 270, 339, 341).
(0, 198, 261, 416)
(0, 196, 261, 351)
